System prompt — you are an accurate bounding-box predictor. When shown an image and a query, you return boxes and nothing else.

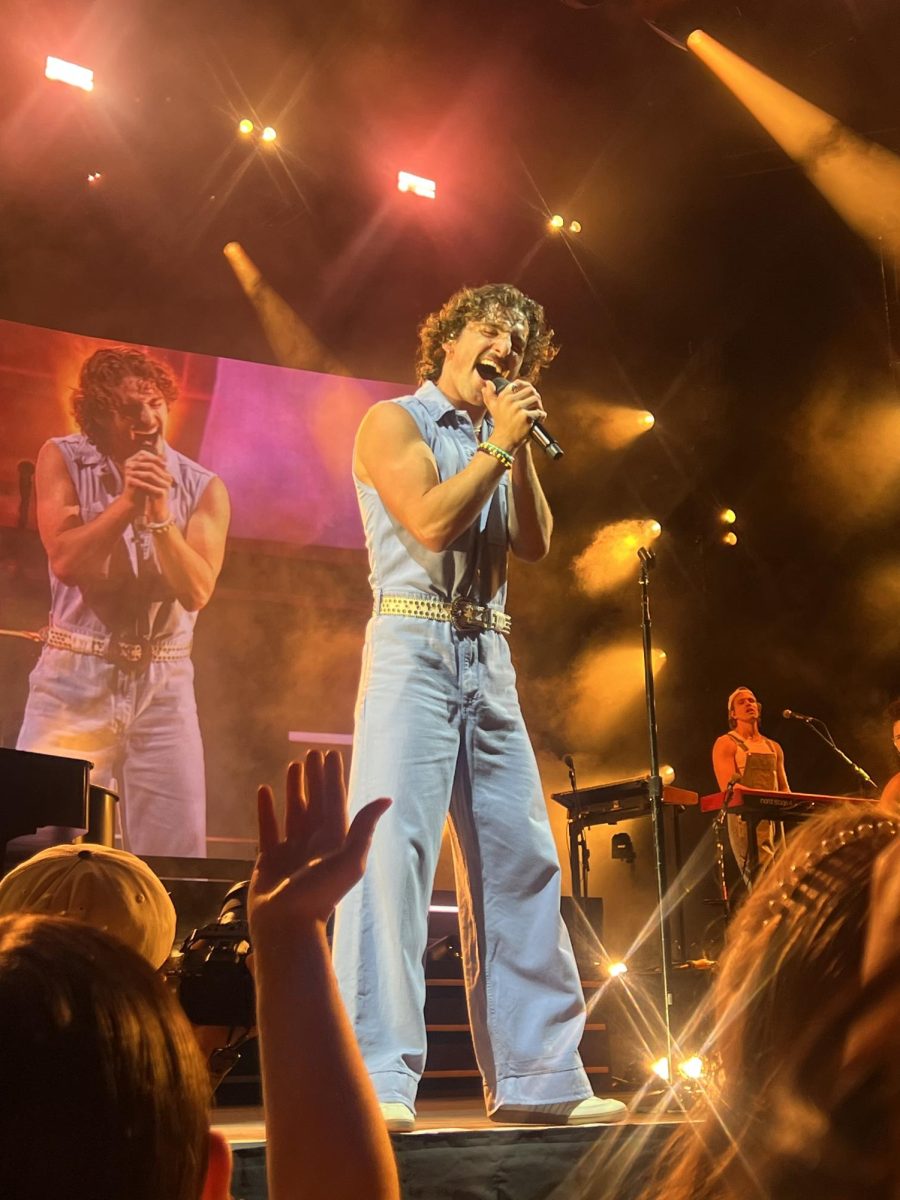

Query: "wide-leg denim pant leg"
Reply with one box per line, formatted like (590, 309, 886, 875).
(332, 616, 591, 1114)
(16, 648, 206, 857)
(448, 628, 591, 1113)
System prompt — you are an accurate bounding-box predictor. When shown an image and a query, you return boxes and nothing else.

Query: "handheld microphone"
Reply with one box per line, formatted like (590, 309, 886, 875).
(475, 362, 564, 460)
(782, 708, 815, 723)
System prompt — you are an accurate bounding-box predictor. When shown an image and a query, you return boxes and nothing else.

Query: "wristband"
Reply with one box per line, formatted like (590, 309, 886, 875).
(477, 441, 514, 470)
(144, 517, 176, 535)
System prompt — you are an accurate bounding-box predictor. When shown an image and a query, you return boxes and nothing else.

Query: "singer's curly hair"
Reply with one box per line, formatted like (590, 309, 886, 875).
(72, 348, 178, 451)
(415, 283, 559, 385)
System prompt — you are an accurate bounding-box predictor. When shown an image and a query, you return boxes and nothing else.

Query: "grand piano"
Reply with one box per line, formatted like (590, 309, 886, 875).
(0, 747, 117, 865)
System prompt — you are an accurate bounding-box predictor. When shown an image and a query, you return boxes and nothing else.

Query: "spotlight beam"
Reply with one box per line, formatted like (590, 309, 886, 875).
(687, 29, 900, 266)
(223, 243, 347, 374)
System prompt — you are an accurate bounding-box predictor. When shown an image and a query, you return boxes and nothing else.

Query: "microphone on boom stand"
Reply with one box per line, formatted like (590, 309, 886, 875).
(563, 753, 578, 792)
(782, 706, 878, 791)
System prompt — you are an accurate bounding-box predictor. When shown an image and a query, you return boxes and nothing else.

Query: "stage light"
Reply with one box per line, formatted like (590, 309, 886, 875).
(656, 649, 668, 663)
(45, 56, 94, 92)
(397, 170, 436, 199)
(651, 1056, 670, 1081)
(641, 411, 655, 429)
(608, 961, 628, 978)
(87, 172, 102, 184)
(573, 519, 665, 594)
(723, 531, 738, 546)
(678, 1055, 705, 1080)
(721, 508, 736, 524)
(549, 214, 565, 229)
(568, 220, 582, 233)
(261, 126, 277, 143)
(238, 118, 254, 135)
(660, 764, 676, 786)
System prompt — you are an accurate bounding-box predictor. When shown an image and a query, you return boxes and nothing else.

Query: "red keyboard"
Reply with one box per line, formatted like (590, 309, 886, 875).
(700, 785, 873, 814)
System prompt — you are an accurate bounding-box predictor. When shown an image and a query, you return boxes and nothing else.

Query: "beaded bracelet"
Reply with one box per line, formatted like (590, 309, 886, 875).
(477, 441, 514, 470)
(144, 517, 176, 535)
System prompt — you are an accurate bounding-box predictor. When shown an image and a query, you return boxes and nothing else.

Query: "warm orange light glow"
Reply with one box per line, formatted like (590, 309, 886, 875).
(721, 508, 736, 524)
(641, 411, 655, 429)
(568, 220, 582, 234)
(549, 214, 565, 229)
(566, 641, 667, 745)
(223, 242, 346, 373)
(608, 961, 628, 978)
(723, 531, 738, 546)
(261, 126, 277, 143)
(574, 520, 660, 595)
(397, 171, 436, 199)
(651, 1056, 670, 1081)
(679, 1055, 705, 1080)
(687, 29, 900, 266)
(45, 56, 93, 91)
(238, 118, 254, 135)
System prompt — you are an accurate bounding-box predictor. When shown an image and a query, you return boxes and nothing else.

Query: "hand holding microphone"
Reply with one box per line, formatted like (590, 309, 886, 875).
(475, 362, 564, 459)
(123, 449, 174, 524)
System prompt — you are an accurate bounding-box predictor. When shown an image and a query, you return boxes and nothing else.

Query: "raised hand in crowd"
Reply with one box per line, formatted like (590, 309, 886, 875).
(248, 751, 397, 1200)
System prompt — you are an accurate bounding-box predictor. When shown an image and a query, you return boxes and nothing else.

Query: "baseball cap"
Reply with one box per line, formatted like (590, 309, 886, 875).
(0, 844, 176, 969)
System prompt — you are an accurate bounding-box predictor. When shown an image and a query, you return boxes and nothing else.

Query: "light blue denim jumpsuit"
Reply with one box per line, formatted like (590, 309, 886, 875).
(332, 383, 592, 1115)
(16, 433, 213, 857)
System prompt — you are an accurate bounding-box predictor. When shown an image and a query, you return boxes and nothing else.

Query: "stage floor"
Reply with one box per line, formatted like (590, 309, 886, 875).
(215, 1097, 686, 1200)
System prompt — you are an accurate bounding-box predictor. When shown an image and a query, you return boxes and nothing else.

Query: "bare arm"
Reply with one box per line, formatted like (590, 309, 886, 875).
(508, 442, 553, 562)
(151, 476, 230, 611)
(356, 381, 545, 554)
(712, 735, 739, 790)
(35, 440, 229, 611)
(775, 742, 791, 792)
(249, 753, 397, 1200)
(35, 440, 138, 584)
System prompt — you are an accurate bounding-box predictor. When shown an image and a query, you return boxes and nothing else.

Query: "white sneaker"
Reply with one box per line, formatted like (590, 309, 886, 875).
(491, 1096, 628, 1126)
(380, 1102, 416, 1132)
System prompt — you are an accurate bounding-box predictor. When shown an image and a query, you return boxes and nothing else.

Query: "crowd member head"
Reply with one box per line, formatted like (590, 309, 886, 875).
(0, 913, 231, 1200)
(0, 843, 176, 969)
(72, 346, 177, 459)
(762, 953, 900, 1200)
(713, 804, 896, 1089)
(638, 802, 898, 1200)
(415, 282, 558, 391)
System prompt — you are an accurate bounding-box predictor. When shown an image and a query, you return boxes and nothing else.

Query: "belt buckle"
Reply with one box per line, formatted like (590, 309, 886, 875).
(451, 595, 487, 633)
(110, 637, 152, 671)
(450, 596, 483, 632)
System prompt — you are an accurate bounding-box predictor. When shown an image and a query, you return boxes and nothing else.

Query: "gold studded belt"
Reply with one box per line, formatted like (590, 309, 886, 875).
(43, 625, 193, 669)
(378, 594, 511, 634)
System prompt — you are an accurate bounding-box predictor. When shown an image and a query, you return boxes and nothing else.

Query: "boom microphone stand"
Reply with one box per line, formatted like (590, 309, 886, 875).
(786, 712, 878, 793)
(638, 546, 674, 1070)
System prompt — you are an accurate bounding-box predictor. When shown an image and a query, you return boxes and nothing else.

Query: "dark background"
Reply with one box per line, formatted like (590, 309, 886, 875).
(2, 0, 900, 912)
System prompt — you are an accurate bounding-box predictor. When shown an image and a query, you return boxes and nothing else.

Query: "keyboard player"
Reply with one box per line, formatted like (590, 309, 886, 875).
(712, 687, 790, 880)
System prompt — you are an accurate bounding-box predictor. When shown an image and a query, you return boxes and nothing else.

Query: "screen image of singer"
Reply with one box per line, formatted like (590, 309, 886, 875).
(0, 317, 403, 550)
